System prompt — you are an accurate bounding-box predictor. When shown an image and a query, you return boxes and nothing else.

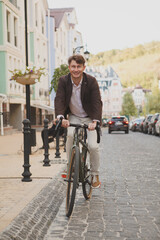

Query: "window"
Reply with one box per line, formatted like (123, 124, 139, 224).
(35, 3, 38, 27)
(14, 17, 18, 47)
(9, 0, 17, 8)
(41, 14, 44, 34)
(6, 10, 11, 43)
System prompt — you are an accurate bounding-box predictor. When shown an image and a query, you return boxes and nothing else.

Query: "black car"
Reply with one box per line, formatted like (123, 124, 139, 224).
(108, 116, 129, 134)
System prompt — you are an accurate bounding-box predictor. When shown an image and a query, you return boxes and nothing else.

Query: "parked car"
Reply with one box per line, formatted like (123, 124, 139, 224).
(130, 118, 143, 132)
(108, 116, 129, 134)
(138, 117, 145, 132)
(129, 119, 135, 130)
(142, 114, 153, 134)
(102, 118, 108, 127)
(148, 113, 160, 135)
(155, 115, 160, 136)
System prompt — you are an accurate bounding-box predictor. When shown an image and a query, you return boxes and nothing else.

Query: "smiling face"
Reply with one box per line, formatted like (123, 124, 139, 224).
(68, 60, 86, 84)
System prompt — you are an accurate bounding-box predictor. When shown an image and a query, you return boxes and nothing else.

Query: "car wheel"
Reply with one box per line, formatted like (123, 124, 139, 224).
(108, 128, 111, 134)
(148, 127, 151, 134)
(125, 129, 129, 134)
(152, 127, 155, 135)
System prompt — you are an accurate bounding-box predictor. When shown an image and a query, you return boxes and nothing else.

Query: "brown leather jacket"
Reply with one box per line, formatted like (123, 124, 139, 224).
(55, 72, 102, 122)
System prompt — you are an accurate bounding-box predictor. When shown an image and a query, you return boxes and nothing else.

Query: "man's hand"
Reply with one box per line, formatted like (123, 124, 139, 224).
(62, 119, 70, 128)
(88, 121, 97, 131)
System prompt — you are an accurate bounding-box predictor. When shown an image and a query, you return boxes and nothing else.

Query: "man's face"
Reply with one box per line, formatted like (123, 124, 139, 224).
(68, 60, 85, 80)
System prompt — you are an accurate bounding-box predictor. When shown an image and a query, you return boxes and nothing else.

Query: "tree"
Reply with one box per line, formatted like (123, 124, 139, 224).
(50, 64, 69, 93)
(145, 89, 160, 114)
(120, 92, 137, 117)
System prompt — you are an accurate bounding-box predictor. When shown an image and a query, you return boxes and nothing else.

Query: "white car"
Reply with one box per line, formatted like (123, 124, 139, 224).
(155, 115, 160, 136)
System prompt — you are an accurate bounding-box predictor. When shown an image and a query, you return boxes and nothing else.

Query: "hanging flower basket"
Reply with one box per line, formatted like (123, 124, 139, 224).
(10, 66, 46, 85)
(15, 74, 39, 85)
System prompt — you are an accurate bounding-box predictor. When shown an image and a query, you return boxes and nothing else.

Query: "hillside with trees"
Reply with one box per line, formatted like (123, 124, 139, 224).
(88, 41, 160, 90)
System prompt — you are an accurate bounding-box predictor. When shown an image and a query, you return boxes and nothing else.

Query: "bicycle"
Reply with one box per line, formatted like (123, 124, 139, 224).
(54, 117, 101, 217)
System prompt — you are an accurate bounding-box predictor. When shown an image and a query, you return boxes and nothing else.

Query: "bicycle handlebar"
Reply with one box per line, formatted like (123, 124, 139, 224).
(54, 117, 101, 143)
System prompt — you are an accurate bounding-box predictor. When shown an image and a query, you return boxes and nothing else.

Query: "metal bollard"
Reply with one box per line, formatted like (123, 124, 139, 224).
(43, 119, 51, 166)
(22, 119, 32, 182)
(63, 128, 67, 152)
(55, 128, 61, 158)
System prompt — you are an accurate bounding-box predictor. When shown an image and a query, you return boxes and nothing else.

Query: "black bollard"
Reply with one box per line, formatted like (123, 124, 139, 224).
(63, 128, 67, 152)
(43, 119, 51, 166)
(22, 119, 32, 182)
(55, 128, 61, 158)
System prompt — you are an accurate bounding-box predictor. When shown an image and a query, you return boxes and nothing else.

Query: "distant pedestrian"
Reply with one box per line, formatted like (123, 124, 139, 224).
(40, 124, 64, 149)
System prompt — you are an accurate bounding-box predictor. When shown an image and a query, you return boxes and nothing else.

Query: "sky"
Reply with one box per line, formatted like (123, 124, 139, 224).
(47, 0, 160, 54)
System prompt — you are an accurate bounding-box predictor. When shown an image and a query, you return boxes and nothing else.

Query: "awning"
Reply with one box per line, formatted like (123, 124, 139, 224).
(31, 104, 54, 113)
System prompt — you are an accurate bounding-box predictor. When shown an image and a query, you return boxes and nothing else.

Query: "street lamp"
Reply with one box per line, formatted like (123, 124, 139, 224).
(83, 50, 90, 61)
(73, 46, 90, 61)
(24, 0, 30, 120)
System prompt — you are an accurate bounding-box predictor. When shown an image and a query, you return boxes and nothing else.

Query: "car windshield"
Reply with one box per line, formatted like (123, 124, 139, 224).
(112, 117, 125, 122)
(147, 115, 152, 120)
(134, 119, 141, 123)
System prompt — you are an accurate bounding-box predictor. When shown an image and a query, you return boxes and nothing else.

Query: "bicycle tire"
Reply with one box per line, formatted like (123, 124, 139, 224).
(82, 149, 92, 200)
(66, 146, 79, 217)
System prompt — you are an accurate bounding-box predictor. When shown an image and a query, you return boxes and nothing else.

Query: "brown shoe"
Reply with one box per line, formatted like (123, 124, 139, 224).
(91, 175, 101, 188)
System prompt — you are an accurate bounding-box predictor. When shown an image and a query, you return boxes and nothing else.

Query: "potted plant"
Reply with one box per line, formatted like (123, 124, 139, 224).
(10, 66, 46, 85)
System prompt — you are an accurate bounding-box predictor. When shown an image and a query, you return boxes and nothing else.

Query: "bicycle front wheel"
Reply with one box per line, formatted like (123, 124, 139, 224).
(66, 146, 79, 217)
(82, 149, 92, 200)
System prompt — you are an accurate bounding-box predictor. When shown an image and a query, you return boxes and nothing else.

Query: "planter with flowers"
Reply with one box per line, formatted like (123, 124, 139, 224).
(10, 66, 46, 85)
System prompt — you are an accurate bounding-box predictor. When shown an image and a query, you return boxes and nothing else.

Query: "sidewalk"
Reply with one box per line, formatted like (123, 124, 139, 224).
(0, 131, 67, 233)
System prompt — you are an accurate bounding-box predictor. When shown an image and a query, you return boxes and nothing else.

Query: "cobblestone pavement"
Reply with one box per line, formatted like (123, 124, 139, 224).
(45, 129, 160, 240)
(0, 174, 66, 240)
(0, 129, 160, 240)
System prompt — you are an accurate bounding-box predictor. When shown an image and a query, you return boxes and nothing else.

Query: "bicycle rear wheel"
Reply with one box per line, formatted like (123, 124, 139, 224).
(66, 146, 79, 217)
(82, 149, 92, 200)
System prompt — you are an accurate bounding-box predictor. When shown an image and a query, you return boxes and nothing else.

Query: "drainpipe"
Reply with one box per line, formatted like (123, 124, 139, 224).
(0, 102, 4, 136)
(47, 9, 51, 106)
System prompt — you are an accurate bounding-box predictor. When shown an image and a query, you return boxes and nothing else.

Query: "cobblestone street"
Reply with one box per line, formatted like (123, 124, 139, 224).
(45, 129, 160, 240)
(0, 129, 160, 240)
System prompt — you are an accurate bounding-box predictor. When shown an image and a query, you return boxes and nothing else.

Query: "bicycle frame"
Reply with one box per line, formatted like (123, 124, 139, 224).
(68, 125, 89, 183)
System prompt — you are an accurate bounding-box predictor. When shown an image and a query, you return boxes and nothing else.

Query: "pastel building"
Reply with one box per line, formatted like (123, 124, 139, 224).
(86, 66, 122, 117)
(0, 0, 52, 133)
(122, 85, 151, 111)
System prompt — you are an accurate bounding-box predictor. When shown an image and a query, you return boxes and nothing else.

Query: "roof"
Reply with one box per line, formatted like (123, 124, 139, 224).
(135, 84, 143, 89)
(106, 66, 119, 78)
(49, 8, 75, 28)
(49, 10, 65, 28)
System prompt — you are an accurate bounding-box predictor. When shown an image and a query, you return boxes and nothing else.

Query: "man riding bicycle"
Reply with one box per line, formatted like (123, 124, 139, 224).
(55, 54, 102, 188)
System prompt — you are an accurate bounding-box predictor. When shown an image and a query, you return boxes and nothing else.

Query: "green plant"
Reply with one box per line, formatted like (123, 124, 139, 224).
(10, 66, 46, 82)
(50, 64, 70, 93)
(120, 92, 137, 117)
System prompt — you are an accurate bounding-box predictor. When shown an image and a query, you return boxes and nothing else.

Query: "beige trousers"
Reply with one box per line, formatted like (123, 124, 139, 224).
(66, 114, 100, 176)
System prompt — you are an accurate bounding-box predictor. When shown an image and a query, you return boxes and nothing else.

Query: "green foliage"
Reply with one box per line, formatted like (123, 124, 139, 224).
(88, 41, 160, 66)
(120, 92, 137, 117)
(124, 72, 156, 89)
(145, 89, 160, 113)
(50, 64, 69, 93)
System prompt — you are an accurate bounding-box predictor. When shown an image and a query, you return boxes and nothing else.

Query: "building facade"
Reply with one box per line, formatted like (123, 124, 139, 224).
(0, 0, 53, 133)
(86, 65, 122, 117)
(122, 85, 151, 113)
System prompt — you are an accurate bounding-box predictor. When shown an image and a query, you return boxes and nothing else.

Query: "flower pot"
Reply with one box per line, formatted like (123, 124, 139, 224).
(15, 74, 39, 85)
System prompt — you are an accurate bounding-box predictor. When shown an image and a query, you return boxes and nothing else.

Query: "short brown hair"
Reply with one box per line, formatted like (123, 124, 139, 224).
(68, 54, 85, 65)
